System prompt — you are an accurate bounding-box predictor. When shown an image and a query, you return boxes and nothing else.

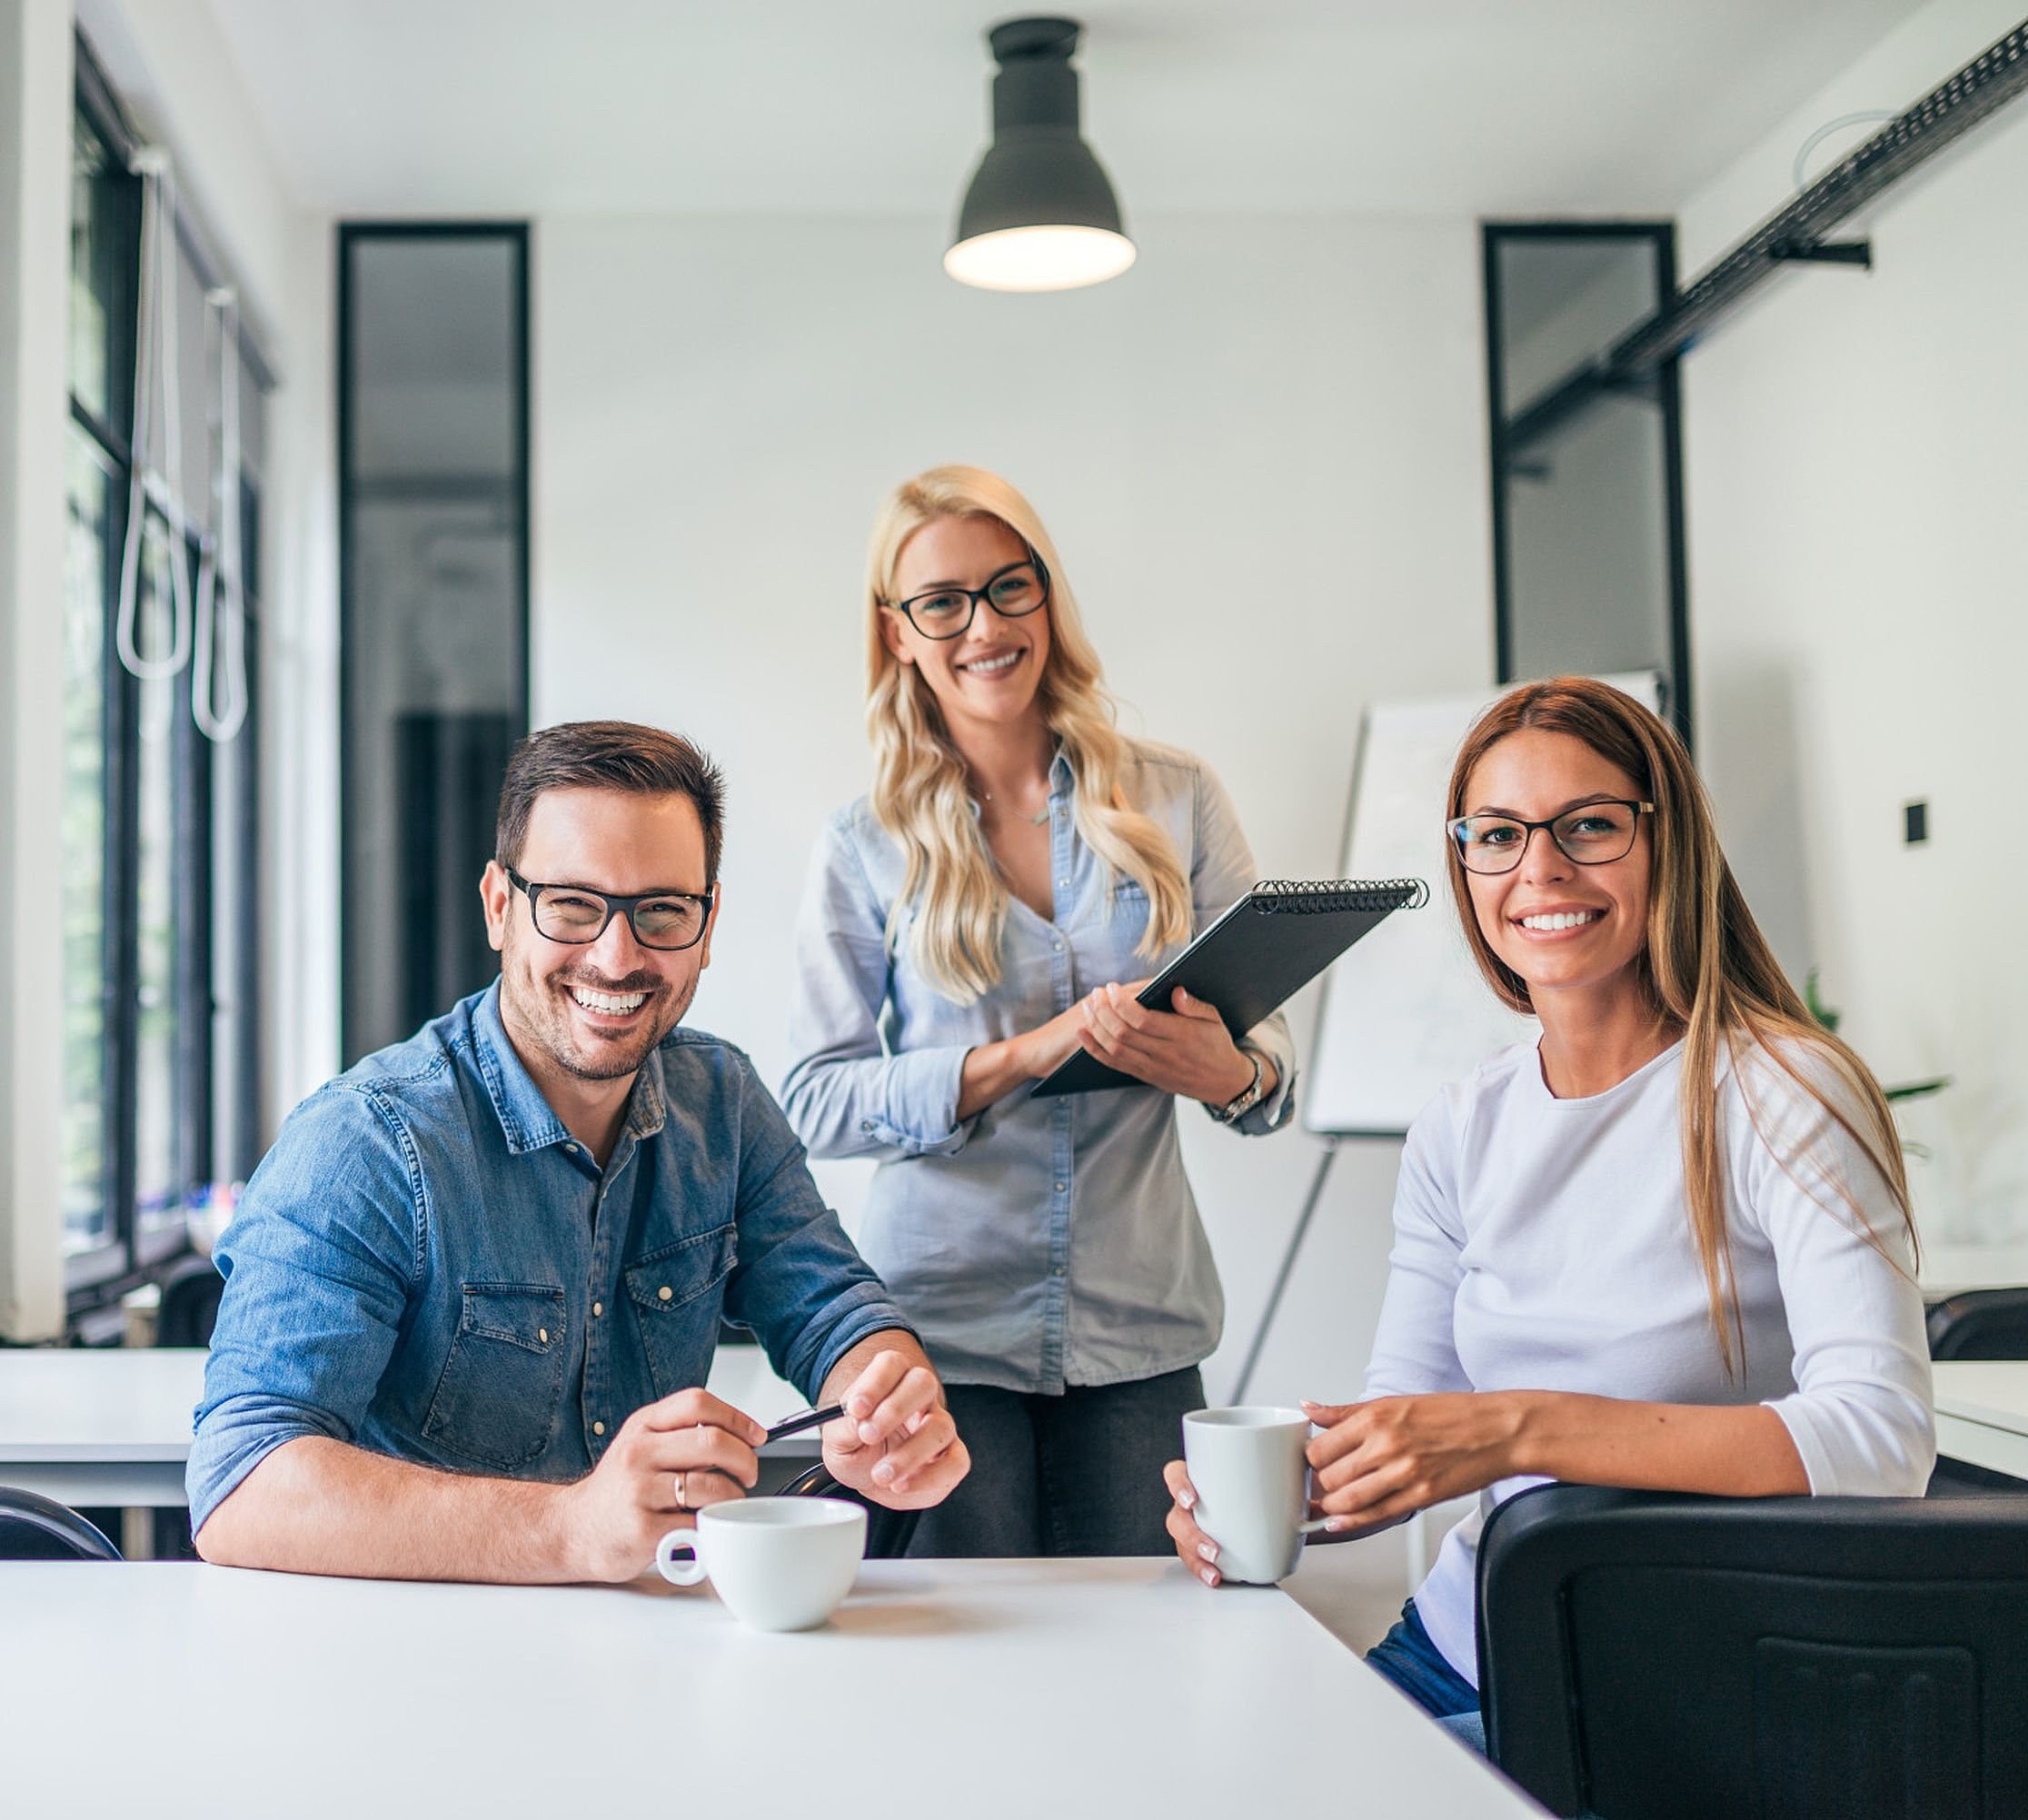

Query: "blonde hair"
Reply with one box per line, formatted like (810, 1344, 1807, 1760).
(863, 465, 1190, 1003)
(1446, 677, 1915, 1375)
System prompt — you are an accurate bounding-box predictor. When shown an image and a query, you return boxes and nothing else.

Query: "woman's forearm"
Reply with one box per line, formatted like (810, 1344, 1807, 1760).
(1510, 1391, 1808, 1497)
(957, 1036, 1038, 1119)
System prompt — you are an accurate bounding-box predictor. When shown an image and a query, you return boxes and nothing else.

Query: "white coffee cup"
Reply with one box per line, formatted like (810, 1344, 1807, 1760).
(1181, 1406, 1313, 1585)
(655, 1497, 867, 1631)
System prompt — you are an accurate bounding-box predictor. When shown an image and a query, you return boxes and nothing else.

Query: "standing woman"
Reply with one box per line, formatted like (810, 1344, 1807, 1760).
(782, 465, 1295, 1556)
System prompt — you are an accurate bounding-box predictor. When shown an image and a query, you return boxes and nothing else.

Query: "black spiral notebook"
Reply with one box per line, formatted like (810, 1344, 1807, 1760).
(1029, 877, 1428, 1099)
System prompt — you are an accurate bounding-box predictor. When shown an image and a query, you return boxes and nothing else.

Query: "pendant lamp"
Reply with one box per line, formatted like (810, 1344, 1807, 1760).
(945, 16, 1135, 293)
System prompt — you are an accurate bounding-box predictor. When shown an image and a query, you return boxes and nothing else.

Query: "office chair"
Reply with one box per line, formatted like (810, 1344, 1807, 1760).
(155, 1254, 225, 1348)
(0, 1487, 123, 1560)
(1927, 1288, 2028, 1360)
(1476, 1484, 2028, 1820)
(776, 1459, 917, 1557)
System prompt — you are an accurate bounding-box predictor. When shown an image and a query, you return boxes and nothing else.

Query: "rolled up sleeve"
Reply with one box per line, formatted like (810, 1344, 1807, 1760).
(186, 1086, 421, 1532)
(781, 815, 974, 1160)
(1189, 760, 1297, 1135)
(1748, 1054, 1935, 1497)
(723, 1057, 918, 1401)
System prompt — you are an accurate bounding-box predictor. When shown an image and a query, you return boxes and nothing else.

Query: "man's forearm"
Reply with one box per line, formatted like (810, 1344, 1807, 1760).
(194, 1435, 585, 1583)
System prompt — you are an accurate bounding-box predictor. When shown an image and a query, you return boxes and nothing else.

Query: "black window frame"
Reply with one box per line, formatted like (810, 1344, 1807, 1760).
(335, 220, 532, 1067)
(64, 42, 266, 1311)
(1482, 220, 1693, 745)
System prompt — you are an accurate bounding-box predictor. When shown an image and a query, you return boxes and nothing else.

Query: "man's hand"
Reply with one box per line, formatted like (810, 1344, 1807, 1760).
(554, 1387, 767, 1582)
(820, 1341, 969, 1510)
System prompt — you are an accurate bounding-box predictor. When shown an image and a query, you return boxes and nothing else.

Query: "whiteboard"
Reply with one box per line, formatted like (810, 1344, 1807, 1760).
(1301, 671, 1662, 1136)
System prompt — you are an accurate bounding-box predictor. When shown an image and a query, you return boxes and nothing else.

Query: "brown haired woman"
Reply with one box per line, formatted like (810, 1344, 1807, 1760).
(1164, 676, 1934, 1749)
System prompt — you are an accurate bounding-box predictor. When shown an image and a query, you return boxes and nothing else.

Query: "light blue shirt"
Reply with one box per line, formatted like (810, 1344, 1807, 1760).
(189, 985, 906, 1529)
(782, 742, 1295, 1394)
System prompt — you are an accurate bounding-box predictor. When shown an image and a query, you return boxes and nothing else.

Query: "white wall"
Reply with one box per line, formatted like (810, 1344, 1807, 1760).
(535, 210, 1495, 1401)
(0, 0, 75, 1338)
(1679, 0, 2028, 1240)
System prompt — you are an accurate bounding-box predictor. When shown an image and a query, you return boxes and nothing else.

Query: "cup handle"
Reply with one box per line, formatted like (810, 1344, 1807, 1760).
(656, 1527, 709, 1587)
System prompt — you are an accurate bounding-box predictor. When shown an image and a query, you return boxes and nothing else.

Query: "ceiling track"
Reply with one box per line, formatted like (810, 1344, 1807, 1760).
(1504, 18, 2028, 455)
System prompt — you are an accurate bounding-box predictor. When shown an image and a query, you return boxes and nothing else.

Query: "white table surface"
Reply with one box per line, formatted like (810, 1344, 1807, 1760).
(0, 1557, 1542, 1820)
(1917, 1240, 2028, 1300)
(1933, 1358, 2028, 1480)
(0, 1344, 817, 1507)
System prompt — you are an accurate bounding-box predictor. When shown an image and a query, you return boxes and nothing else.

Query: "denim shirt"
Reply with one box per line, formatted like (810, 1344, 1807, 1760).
(188, 984, 907, 1530)
(781, 741, 1295, 1395)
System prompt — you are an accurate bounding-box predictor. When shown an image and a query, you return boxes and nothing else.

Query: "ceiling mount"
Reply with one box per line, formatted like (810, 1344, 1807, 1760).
(944, 15, 1135, 293)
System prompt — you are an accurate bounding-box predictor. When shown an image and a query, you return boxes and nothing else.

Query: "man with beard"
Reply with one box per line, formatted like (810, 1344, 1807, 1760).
(190, 721, 969, 1580)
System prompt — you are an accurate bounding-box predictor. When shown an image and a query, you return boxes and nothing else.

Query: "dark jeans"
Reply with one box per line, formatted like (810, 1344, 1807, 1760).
(1367, 1599, 1481, 1718)
(897, 1366, 1207, 1557)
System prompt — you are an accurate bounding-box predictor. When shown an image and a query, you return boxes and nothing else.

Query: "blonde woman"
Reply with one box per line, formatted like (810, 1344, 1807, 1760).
(782, 466, 1295, 1556)
(1164, 676, 1933, 1747)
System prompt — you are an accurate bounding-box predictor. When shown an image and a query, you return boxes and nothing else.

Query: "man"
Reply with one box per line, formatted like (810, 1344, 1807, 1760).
(191, 721, 968, 1579)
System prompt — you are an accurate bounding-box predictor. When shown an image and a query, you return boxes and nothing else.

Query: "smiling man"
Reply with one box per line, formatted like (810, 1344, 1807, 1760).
(190, 721, 967, 1581)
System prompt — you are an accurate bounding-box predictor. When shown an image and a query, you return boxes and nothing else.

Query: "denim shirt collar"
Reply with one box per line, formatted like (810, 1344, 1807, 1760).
(472, 980, 669, 1158)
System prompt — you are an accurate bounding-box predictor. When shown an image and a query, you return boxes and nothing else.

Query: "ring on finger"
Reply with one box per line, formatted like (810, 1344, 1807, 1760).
(673, 1469, 691, 1511)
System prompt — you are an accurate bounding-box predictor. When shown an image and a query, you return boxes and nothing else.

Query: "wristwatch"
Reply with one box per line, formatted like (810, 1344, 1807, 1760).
(1206, 1048, 1267, 1126)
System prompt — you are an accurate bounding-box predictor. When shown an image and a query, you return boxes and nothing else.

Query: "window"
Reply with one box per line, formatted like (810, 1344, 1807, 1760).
(63, 48, 268, 1305)
(1483, 223, 1691, 738)
(339, 225, 530, 1063)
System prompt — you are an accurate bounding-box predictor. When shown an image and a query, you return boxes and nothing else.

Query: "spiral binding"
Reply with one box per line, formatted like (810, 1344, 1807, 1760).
(1248, 878, 1430, 913)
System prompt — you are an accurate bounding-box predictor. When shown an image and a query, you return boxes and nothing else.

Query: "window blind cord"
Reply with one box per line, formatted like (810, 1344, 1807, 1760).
(193, 285, 247, 743)
(115, 147, 195, 685)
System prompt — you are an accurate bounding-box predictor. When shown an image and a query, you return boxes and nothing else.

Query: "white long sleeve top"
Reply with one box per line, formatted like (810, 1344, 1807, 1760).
(1365, 1035, 1935, 1686)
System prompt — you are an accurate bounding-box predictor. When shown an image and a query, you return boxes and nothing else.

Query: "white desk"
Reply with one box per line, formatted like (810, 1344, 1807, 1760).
(0, 1558, 1543, 1819)
(1934, 1359, 2028, 1480)
(0, 1345, 815, 1508)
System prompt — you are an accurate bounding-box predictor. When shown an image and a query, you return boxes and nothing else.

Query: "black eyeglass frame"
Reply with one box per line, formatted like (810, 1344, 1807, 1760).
(883, 552, 1053, 641)
(1446, 800, 1656, 875)
(504, 865, 716, 951)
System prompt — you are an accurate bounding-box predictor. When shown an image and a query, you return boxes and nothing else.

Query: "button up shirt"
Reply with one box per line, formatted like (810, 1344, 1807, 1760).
(782, 742, 1295, 1395)
(189, 984, 906, 1530)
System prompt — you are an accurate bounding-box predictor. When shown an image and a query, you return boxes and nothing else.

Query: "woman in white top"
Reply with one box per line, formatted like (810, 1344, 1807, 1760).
(1164, 675, 1934, 1740)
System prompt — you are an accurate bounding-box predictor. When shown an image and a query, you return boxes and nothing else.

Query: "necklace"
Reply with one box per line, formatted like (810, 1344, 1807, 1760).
(979, 790, 1051, 826)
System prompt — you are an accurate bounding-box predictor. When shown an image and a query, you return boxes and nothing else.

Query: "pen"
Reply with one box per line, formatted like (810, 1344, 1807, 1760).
(763, 1403, 845, 1444)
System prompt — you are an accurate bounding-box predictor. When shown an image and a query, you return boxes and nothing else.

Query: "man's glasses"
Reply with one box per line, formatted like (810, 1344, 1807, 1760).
(885, 556, 1050, 641)
(505, 867, 713, 951)
(1446, 800, 1655, 876)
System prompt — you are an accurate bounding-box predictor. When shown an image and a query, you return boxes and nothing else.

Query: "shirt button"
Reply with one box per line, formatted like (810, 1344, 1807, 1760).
(859, 1119, 873, 1132)
(564, 1143, 578, 1155)
(658, 1286, 673, 1301)
(1052, 939, 1063, 951)
(1055, 1181, 1068, 1193)
(592, 1301, 603, 1318)
(1051, 1264, 1067, 1278)
(592, 1420, 606, 1437)
(537, 1328, 548, 1344)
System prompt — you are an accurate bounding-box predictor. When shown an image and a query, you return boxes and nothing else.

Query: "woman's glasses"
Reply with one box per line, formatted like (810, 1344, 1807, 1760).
(885, 556, 1050, 640)
(1446, 800, 1654, 875)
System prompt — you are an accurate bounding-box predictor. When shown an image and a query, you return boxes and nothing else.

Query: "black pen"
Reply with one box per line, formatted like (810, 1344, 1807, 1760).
(763, 1403, 845, 1444)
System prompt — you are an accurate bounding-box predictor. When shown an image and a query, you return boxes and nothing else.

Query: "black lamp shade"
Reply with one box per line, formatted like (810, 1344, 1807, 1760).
(946, 17, 1135, 292)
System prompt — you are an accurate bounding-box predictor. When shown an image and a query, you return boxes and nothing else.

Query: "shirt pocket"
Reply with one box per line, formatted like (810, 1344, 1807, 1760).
(422, 1282, 567, 1471)
(625, 1225, 738, 1399)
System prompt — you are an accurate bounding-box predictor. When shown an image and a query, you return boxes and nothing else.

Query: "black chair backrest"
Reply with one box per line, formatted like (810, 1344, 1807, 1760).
(156, 1255, 225, 1348)
(1928, 1288, 2028, 1360)
(0, 1487, 122, 1560)
(1477, 1484, 2028, 1820)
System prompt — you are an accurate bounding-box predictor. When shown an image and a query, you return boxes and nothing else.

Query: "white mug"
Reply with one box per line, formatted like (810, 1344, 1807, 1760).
(1181, 1406, 1313, 1585)
(655, 1497, 867, 1631)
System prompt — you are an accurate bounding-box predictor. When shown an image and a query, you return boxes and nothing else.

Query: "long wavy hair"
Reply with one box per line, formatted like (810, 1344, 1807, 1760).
(863, 465, 1190, 1003)
(1446, 677, 1915, 1374)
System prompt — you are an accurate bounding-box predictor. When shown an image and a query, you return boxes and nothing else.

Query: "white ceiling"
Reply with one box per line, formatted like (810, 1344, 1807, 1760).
(203, 0, 1928, 221)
